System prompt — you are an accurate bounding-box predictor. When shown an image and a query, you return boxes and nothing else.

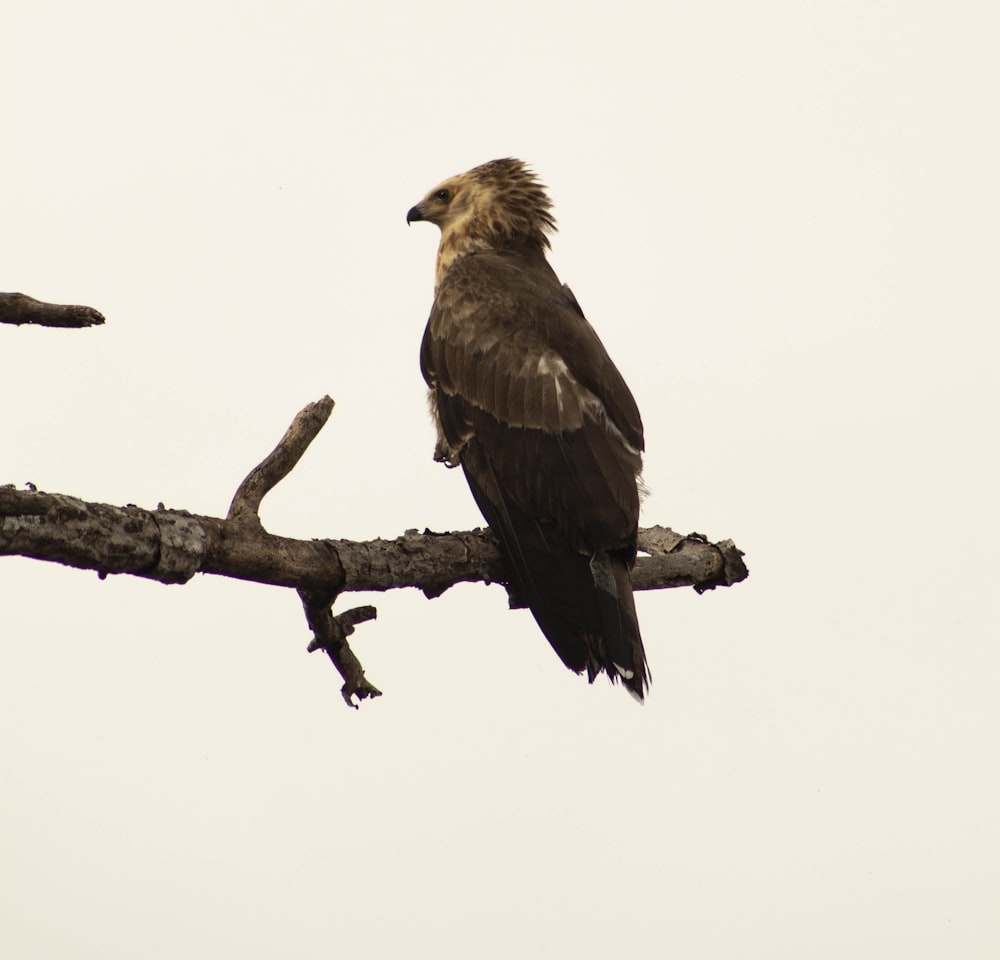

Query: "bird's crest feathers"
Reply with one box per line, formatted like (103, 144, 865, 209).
(410, 159, 557, 286)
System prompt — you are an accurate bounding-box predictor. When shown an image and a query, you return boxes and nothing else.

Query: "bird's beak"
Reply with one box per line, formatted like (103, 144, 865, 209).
(406, 204, 425, 225)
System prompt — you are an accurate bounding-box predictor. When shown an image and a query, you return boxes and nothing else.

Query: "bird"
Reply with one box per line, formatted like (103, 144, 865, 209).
(407, 158, 649, 700)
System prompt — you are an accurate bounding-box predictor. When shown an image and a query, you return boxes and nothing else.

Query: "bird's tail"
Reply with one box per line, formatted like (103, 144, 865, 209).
(463, 460, 649, 700)
(589, 552, 649, 702)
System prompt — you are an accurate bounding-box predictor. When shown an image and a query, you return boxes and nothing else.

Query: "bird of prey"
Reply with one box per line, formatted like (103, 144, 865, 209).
(407, 158, 649, 700)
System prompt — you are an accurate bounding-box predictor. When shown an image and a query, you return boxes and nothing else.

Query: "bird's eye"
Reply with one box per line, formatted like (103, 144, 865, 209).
(434, 189, 451, 202)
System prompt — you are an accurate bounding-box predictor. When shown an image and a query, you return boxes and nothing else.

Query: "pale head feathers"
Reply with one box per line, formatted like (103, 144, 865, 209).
(408, 158, 557, 286)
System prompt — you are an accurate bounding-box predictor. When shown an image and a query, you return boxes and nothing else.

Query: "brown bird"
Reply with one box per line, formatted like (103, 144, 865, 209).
(408, 158, 649, 700)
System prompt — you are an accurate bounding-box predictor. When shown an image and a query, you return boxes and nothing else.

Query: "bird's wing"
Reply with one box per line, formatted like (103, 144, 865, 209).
(421, 248, 644, 554)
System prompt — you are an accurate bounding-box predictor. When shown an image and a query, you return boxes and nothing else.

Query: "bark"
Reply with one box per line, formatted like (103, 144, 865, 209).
(1, 397, 748, 706)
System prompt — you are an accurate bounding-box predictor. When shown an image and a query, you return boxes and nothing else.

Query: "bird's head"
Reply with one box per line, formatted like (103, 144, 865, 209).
(407, 158, 555, 252)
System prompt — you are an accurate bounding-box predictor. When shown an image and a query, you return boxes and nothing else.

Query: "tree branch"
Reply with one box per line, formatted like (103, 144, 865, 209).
(227, 396, 334, 526)
(0, 488, 745, 597)
(0, 292, 105, 328)
(0, 397, 748, 705)
(302, 593, 381, 708)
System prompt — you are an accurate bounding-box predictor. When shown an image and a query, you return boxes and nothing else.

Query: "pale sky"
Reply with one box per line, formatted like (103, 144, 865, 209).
(2, 1, 998, 957)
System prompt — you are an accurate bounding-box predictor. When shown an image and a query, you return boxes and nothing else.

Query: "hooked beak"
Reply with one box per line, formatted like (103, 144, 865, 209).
(406, 204, 425, 225)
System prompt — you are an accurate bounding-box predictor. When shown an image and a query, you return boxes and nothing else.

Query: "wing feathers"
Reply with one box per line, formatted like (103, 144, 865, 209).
(425, 250, 642, 448)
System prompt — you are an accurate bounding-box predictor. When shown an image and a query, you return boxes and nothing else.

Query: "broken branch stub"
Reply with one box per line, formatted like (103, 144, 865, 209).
(227, 396, 335, 526)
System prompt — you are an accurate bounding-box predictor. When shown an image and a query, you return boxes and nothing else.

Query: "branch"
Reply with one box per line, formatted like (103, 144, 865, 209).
(0, 292, 105, 328)
(302, 594, 381, 708)
(0, 490, 745, 597)
(228, 396, 333, 526)
(1, 397, 748, 705)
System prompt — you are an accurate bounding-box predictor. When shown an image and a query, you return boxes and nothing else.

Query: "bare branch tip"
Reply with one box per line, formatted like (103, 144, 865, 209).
(0, 292, 105, 328)
(341, 678, 383, 709)
(299, 589, 381, 708)
(227, 398, 337, 524)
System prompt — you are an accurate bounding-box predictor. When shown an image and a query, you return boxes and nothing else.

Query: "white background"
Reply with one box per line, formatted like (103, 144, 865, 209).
(3, 1, 997, 956)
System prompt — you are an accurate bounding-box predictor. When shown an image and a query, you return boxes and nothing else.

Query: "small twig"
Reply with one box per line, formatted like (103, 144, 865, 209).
(0, 292, 105, 328)
(227, 396, 335, 526)
(301, 589, 382, 708)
